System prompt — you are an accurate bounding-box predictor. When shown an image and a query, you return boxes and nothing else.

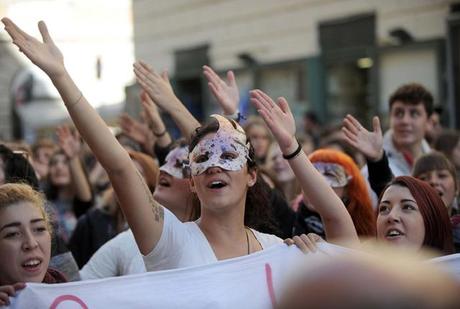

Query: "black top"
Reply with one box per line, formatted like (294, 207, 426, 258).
(68, 208, 120, 268)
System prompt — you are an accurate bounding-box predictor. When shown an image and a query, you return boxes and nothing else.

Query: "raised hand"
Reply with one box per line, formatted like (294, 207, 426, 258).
(140, 91, 162, 132)
(133, 61, 179, 113)
(203, 65, 239, 115)
(249, 89, 296, 151)
(2, 18, 65, 78)
(119, 113, 152, 146)
(140, 91, 172, 147)
(342, 114, 383, 162)
(133, 60, 200, 141)
(0, 283, 26, 306)
(56, 125, 81, 159)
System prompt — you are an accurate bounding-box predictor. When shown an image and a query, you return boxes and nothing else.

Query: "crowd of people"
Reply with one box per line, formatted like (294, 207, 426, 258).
(1, 17, 460, 307)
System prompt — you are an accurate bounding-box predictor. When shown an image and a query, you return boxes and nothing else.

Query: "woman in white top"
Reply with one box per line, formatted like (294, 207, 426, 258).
(2, 18, 358, 272)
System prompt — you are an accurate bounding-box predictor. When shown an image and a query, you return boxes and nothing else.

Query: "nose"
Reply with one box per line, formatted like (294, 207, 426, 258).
(386, 207, 401, 223)
(400, 112, 412, 124)
(427, 175, 440, 188)
(22, 230, 39, 251)
(205, 166, 223, 174)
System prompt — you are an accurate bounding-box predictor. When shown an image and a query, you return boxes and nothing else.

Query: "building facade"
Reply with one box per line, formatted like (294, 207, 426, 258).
(132, 0, 458, 129)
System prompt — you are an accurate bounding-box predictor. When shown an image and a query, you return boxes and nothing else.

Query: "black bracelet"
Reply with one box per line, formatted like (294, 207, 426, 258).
(282, 141, 302, 160)
(153, 129, 167, 137)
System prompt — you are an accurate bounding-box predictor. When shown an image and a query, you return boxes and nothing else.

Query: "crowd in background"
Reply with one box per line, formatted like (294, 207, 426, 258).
(1, 17, 460, 308)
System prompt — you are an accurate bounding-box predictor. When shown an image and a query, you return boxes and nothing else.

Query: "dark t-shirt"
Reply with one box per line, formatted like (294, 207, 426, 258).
(292, 201, 325, 239)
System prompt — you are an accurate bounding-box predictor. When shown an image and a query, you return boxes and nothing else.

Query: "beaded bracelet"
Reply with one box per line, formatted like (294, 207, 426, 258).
(282, 141, 302, 160)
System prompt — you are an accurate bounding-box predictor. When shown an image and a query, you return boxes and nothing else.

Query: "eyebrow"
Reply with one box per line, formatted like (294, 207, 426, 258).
(0, 218, 45, 233)
(380, 199, 416, 204)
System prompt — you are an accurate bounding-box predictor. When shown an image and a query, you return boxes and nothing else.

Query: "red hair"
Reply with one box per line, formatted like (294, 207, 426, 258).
(382, 176, 454, 255)
(309, 149, 376, 237)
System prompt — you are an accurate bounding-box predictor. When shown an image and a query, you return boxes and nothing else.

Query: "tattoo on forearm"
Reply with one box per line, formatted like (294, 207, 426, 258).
(136, 169, 164, 222)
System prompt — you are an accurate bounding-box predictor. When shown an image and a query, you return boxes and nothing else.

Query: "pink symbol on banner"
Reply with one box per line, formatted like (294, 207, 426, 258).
(265, 263, 276, 307)
(49, 295, 88, 309)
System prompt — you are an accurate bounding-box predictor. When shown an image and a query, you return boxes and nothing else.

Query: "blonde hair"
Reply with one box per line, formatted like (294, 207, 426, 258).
(0, 183, 51, 233)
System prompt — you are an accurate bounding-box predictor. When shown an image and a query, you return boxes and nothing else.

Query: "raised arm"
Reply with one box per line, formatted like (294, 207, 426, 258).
(140, 90, 172, 148)
(2, 18, 163, 255)
(202, 65, 239, 116)
(55, 125, 92, 202)
(133, 61, 200, 141)
(250, 89, 359, 244)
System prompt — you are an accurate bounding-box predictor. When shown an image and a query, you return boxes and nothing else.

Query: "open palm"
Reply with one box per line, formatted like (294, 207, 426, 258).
(250, 89, 296, 150)
(56, 126, 81, 159)
(342, 114, 383, 162)
(2, 18, 65, 78)
(203, 65, 239, 115)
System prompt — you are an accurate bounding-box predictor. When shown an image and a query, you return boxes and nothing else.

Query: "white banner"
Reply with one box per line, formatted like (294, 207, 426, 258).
(7, 244, 460, 309)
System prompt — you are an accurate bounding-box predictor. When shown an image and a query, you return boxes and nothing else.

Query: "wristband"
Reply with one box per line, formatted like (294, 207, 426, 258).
(226, 110, 245, 123)
(282, 141, 302, 160)
(153, 129, 167, 137)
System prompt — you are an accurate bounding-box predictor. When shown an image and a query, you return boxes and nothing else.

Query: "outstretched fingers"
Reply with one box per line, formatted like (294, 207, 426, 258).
(372, 116, 382, 134)
(343, 114, 362, 135)
(2, 17, 32, 42)
(277, 97, 291, 114)
(249, 89, 274, 112)
(202, 65, 221, 84)
(38, 20, 54, 44)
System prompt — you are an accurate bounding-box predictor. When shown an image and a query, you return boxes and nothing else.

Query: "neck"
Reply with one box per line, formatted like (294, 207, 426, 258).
(198, 203, 246, 236)
(169, 204, 192, 223)
(393, 139, 423, 159)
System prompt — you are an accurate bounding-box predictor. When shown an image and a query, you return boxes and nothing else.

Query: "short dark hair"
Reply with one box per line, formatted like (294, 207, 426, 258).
(389, 83, 434, 116)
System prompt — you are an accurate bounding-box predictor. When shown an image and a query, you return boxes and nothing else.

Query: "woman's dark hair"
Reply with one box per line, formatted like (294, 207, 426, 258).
(189, 117, 278, 231)
(0, 144, 39, 190)
(380, 176, 454, 255)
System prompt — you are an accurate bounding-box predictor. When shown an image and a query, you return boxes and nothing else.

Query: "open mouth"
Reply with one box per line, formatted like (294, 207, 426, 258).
(207, 180, 228, 189)
(22, 258, 42, 271)
(158, 176, 171, 187)
(385, 229, 404, 238)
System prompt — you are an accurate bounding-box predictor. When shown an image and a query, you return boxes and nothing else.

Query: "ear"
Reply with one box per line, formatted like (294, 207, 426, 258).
(248, 169, 257, 187)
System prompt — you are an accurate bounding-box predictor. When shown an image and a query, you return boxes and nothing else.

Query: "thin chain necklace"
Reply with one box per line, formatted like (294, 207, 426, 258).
(245, 227, 250, 255)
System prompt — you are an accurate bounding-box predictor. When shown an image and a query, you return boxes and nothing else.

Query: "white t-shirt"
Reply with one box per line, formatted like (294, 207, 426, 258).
(143, 208, 283, 271)
(79, 229, 146, 280)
